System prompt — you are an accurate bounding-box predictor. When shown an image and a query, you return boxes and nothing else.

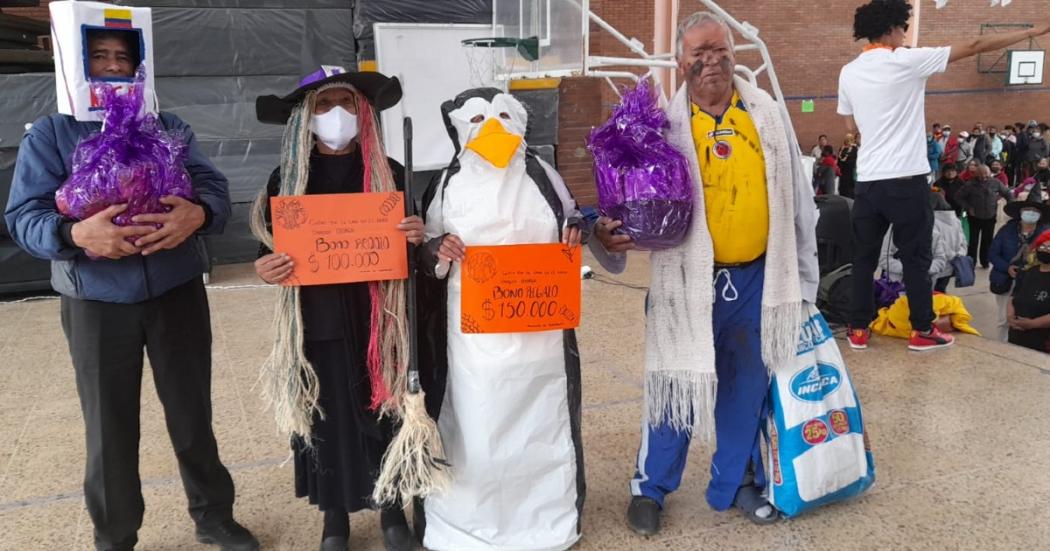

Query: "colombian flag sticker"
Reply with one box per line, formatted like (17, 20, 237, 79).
(103, 9, 133, 29)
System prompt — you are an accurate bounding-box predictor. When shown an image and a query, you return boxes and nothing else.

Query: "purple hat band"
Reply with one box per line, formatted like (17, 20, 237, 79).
(298, 66, 347, 88)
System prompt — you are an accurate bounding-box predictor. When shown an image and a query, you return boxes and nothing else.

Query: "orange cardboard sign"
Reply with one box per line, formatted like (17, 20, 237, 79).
(460, 243, 582, 334)
(270, 192, 407, 286)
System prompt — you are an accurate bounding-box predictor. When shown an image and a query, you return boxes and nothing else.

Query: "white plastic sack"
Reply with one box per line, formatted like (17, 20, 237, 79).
(50, 1, 156, 122)
(766, 304, 875, 517)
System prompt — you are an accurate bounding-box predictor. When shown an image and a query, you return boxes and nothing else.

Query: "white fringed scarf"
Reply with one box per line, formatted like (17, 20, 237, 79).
(645, 78, 803, 439)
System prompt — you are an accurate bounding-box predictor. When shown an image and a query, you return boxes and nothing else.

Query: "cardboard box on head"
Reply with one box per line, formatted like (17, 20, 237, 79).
(49, 1, 156, 122)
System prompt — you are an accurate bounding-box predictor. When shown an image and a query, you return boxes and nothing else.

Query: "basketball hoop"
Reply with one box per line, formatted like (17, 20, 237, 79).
(461, 36, 541, 88)
(462, 36, 540, 61)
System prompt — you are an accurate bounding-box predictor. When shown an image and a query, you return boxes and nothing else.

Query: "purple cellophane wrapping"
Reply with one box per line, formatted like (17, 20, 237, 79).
(874, 275, 905, 309)
(56, 66, 192, 227)
(587, 78, 692, 250)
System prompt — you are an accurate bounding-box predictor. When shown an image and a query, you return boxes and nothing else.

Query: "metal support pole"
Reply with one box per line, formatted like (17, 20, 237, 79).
(908, 0, 922, 47)
(589, 55, 677, 69)
(654, 0, 674, 98)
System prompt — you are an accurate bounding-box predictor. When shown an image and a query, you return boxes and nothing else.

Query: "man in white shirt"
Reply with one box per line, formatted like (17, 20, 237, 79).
(837, 0, 1050, 352)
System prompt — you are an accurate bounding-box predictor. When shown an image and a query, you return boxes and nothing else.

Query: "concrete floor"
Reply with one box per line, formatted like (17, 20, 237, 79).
(1, 252, 1048, 551)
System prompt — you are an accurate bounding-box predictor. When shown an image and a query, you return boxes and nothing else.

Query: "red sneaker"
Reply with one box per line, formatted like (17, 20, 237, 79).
(847, 327, 870, 350)
(908, 326, 955, 351)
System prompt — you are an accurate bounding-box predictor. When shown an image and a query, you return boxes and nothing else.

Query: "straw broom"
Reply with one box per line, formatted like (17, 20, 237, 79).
(373, 117, 451, 506)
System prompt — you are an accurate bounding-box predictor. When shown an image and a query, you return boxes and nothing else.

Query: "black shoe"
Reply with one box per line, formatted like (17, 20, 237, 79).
(626, 496, 661, 536)
(382, 524, 417, 551)
(320, 536, 348, 551)
(195, 519, 260, 551)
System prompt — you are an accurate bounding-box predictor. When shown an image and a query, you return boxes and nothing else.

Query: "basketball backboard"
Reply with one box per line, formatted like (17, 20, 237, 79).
(1007, 50, 1045, 85)
(490, 0, 588, 78)
(375, 23, 502, 170)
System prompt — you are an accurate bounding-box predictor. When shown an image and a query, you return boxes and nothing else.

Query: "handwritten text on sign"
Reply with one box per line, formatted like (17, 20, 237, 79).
(460, 243, 581, 334)
(270, 192, 407, 286)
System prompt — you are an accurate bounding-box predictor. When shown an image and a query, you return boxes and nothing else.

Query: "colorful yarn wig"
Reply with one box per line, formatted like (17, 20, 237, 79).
(250, 88, 408, 442)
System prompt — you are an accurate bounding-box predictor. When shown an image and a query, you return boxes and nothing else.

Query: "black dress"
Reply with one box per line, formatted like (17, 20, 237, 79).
(1008, 267, 1050, 354)
(838, 145, 857, 198)
(262, 149, 405, 512)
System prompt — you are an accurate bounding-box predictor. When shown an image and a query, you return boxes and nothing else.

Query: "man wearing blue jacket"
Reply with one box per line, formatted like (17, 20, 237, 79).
(4, 29, 257, 551)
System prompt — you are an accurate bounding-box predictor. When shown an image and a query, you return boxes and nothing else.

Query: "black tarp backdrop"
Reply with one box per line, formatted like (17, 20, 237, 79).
(1, 0, 563, 292)
(0, 73, 53, 292)
(0, 146, 50, 292)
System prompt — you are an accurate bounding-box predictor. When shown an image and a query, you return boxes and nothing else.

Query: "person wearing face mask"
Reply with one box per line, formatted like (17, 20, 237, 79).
(935, 165, 965, 217)
(957, 165, 1012, 269)
(1023, 125, 1050, 178)
(251, 66, 424, 551)
(939, 124, 959, 170)
(1018, 121, 1035, 170)
(415, 87, 585, 551)
(1002, 126, 1019, 186)
(838, 0, 1050, 352)
(592, 11, 820, 532)
(988, 126, 1003, 162)
(1007, 228, 1050, 353)
(956, 130, 974, 170)
(990, 194, 1050, 341)
(989, 159, 1009, 187)
(972, 126, 991, 166)
(927, 133, 943, 179)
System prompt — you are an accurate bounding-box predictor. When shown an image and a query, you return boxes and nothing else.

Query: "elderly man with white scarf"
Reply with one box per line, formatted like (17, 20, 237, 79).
(592, 11, 818, 533)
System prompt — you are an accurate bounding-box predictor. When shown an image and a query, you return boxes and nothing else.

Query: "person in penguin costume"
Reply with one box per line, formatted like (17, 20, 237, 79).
(414, 88, 586, 550)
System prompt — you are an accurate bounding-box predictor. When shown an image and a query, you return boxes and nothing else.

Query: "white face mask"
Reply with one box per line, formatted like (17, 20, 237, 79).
(310, 106, 358, 151)
(1021, 210, 1042, 224)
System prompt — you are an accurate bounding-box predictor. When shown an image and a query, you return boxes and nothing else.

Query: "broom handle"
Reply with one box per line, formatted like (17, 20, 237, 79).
(403, 117, 421, 395)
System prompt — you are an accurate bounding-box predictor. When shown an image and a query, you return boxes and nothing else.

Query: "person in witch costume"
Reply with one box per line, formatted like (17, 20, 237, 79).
(250, 66, 424, 551)
(990, 193, 1050, 342)
(415, 88, 585, 550)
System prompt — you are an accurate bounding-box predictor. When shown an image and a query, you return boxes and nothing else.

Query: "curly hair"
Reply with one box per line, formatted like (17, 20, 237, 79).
(853, 0, 912, 42)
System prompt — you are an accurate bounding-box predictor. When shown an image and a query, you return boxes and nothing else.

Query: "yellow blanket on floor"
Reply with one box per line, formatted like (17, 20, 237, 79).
(871, 294, 981, 338)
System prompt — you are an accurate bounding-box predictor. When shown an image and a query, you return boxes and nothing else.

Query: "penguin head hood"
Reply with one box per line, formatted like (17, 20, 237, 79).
(441, 88, 530, 169)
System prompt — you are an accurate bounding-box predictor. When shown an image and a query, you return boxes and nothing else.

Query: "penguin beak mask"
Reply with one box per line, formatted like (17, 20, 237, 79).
(466, 118, 523, 169)
(443, 91, 530, 169)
